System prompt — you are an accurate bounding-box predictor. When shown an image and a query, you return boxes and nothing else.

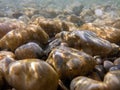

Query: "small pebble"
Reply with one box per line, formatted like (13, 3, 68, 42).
(103, 60, 114, 72)
(15, 42, 44, 59)
(109, 65, 120, 71)
(94, 9, 103, 17)
(94, 55, 103, 65)
(114, 57, 120, 65)
(95, 65, 105, 80)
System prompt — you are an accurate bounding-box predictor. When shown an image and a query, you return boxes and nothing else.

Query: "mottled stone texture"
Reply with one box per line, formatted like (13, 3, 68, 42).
(47, 46, 96, 80)
(0, 24, 49, 51)
(70, 70, 120, 90)
(5, 59, 59, 90)
(56, 30, 115, 56)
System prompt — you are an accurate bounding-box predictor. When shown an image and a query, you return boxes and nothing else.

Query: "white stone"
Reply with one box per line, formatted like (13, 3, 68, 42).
(95, 9, 103, 16)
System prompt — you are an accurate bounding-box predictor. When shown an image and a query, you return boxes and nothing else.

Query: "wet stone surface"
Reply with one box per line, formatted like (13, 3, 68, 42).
(47, 46, 96, 80)
(0, 1, 120, 90)
(56, 30, 115, 57)
(15, 42, 44, 60)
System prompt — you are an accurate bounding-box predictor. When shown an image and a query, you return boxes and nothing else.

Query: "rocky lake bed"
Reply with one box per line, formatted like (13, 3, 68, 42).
(0, 0, 120, 90)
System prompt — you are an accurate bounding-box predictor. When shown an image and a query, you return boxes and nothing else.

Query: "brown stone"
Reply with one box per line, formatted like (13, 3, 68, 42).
(0, 20, 25, 39)
(80, 23, 120, 44)
(5, 59, 59, 90)
(0, 51, 15, 60)
(0, 24, 49, 51)
(47, 46, 96, 80)
(56, 30, 114, 56)
(114, 57, 120, 65)
(32, 17, 69, 37)
(15, 42, 44, 60)
(70, 70, 120, 90)
(103, 60, 114, 72)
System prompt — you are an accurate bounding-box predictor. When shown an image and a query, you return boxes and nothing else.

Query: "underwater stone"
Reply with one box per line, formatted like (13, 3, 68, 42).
(0, 57, 15, 74)
(56, 30, 113, 56)
(103, 60, 114, 72)
(15, 42, 44, 60)
(47, 46, 96, 80)
(80, 8, 96, 23)
(70, 77, 107, 90)
(39, 9, 60, 18)
(0, 51, 15, 60)
(44, 39, 61, 56)
(114, 57, 120, 65)
(71, 3, 84, 16)
(18, 15, 30, 24)
(5, 59, 59, 90)
(95, 65, 105, 80)
(94, 55, 103, 65)
(0, 24, 49, 51)
(94, 9, 103, 17)
(70, 70, 120, 90)
(32, 17, 69, 37)
(0, 20, 25, 39)
(23, 7, 39, 18)
(109, 65, 120, 71)
(67, 15, 84, 26)
(87, 71, 102, 81)
(80, 23, 120, 44)
(104, 70, 120, 90)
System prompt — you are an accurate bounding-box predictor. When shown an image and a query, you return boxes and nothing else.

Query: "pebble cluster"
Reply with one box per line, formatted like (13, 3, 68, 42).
(0, 1, 120, 90)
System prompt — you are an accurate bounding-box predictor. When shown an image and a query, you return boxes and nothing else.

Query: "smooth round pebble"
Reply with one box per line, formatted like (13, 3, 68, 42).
(103, 60, 114, 72)
(109, 65, 120, 71)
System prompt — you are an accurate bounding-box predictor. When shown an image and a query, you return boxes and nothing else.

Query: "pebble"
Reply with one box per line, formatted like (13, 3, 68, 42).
(5, 59, 59, 90)
(94, 9, 103, 17)
(95, 65, 105, 80)
(47, 46, 96, 80)
(0, 1, 120, 90)
(114, 57, 120, 65)
(94, 55, 103, 65)
(109, 65, 120, 71)
(15, 42, 44, 60)
(103, 60, 114, 72)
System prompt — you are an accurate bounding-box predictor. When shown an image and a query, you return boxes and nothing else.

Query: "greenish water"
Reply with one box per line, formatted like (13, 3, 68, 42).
(0, 0, 120, 10)
(0, 0, 120, 18)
